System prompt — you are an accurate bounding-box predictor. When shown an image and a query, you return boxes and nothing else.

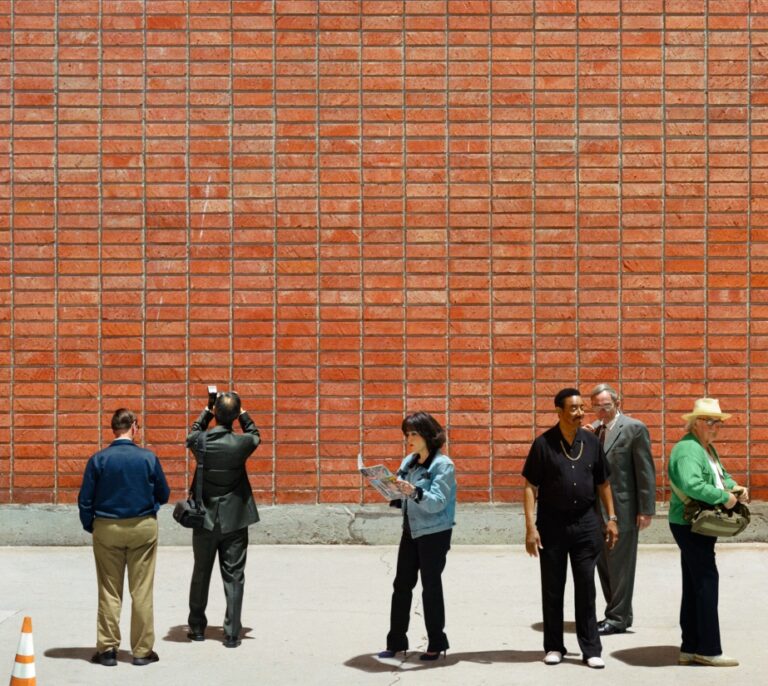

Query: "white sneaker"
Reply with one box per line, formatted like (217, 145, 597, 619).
(543, 651, 563, 665)
(583, 656, 605, 669)
(693, 654, 739, 667)
(678, 651, 695, 665)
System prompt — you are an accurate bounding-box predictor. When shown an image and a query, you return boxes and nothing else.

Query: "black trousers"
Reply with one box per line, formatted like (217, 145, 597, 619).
(538, 508, 603, 658)
(670, 522, 722, 656)
(386, 527, 452, 653)
(188, 524, 249, 639)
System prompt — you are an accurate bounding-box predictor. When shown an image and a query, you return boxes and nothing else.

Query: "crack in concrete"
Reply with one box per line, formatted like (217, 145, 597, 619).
(341, 505, 363, 544)
(378, 547, 393, 576)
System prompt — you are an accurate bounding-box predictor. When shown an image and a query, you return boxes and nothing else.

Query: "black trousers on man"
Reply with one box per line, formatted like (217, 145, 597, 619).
(670, 522, 722, 656)
(386, 527, 452, 653)
(188, 524, 249, 640)
(538, 508, 603, 658)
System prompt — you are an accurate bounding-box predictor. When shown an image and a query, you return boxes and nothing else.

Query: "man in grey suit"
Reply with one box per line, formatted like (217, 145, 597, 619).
(589, 383, 655, 635)
(186, 391, 261, 648)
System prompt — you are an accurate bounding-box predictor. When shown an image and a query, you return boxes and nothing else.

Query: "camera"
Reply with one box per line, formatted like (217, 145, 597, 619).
(207, 385, 218, 410)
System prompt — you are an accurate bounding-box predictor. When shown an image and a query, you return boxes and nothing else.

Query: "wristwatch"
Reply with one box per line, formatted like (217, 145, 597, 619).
(607, 515, 618, 522)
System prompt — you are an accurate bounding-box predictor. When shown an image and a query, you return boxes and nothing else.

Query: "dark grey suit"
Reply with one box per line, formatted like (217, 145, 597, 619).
(595, 413, 655, 631)
(187, 409, 260, 640)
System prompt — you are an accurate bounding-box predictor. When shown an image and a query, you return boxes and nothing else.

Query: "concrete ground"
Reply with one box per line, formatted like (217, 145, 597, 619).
(1, 544, 766, 686)
(4, 502, 768, 545)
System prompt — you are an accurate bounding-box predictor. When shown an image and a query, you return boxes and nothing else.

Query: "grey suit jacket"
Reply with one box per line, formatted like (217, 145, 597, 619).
(187, 409, 261, 533)
(595, 413, 656, 530)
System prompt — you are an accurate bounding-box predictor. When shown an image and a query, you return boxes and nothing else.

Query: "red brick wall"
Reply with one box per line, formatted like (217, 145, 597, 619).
(1, 1, 767, 505)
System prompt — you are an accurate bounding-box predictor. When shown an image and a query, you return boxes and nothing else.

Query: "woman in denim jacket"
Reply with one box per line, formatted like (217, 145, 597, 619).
(378, 412, 457, 662)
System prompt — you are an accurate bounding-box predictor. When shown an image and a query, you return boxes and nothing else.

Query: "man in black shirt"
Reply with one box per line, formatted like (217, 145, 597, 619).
(522, 388, 619, 669)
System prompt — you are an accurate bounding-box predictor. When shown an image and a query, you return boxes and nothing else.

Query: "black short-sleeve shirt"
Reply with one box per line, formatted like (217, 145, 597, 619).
(522, 424, 610, 515)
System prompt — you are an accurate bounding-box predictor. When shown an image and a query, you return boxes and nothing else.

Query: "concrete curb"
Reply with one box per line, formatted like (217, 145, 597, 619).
(2, 502, 768, 545)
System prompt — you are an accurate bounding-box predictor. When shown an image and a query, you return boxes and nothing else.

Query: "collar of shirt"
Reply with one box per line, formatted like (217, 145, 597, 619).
(603, 410, 621, 432)
(556, 424, 584, 450)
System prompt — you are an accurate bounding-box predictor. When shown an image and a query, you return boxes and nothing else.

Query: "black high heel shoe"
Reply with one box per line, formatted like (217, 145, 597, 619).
(377, 649, 407, 659)
(419, 650, 447, 661)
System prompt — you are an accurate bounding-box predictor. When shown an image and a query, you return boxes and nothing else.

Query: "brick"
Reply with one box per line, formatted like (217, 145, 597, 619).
(1, 2, 766, 506)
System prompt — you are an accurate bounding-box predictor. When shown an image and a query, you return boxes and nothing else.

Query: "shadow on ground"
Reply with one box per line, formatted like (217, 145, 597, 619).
(609, 645, 682, 667)
(345, 649, 543, 673)
(42, 624, 256, 662)
(44, 647, 132, 663)
(347, 645, 683, 673)
(531, 620, 577, 633)
(163, 625, 254, 644)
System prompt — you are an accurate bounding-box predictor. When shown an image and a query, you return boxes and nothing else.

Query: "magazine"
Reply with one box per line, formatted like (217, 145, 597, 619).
(358, 453, 403, 501)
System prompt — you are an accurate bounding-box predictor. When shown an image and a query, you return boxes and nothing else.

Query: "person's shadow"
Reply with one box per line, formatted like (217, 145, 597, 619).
(43, 624, 255, 662)
(345, 649, 542, 673)
(164, 624, 254, 644)
(44, 647, 132, 664)
(531, 620, 577, 633)
(346, 643, 681, 673)
(610, 645, 682, 667)
(346, 620, 587, 672)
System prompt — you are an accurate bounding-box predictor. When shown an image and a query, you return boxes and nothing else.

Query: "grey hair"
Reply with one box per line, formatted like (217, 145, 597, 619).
(685, 417, 697, 432)
(589, 383, 619, 403)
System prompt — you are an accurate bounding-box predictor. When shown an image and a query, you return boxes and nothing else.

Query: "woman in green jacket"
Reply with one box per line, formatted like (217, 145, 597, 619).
(668, 398, 749, 668)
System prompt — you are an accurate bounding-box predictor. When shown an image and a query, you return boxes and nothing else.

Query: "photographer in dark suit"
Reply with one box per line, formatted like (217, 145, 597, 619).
(186, 391, 261, 648)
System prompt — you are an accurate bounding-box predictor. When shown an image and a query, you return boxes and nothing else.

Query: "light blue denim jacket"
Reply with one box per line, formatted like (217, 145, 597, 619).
(397, 452, 456, 538)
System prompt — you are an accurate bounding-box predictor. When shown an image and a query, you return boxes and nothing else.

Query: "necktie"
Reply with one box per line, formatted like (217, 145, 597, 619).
(596, 423, 606, 446)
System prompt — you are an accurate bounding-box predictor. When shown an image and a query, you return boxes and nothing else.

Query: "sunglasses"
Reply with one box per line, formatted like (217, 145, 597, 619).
(698, 418, 723, 428)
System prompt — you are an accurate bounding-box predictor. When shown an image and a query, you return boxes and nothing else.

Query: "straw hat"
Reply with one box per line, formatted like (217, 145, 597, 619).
(682, 397, 732, 422)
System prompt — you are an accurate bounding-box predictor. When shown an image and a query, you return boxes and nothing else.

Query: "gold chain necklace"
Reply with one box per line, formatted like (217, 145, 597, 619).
(559, 439, 583, 462)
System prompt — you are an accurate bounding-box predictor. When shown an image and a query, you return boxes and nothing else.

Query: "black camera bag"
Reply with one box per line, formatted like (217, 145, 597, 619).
(173, 432, 207, 529)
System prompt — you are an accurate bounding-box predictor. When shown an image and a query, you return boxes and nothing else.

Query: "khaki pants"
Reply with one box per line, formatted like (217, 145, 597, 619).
(92, 516, 158, 657)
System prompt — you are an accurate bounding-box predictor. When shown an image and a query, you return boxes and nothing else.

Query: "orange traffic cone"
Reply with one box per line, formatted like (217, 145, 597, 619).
(9, 616, 35, 686)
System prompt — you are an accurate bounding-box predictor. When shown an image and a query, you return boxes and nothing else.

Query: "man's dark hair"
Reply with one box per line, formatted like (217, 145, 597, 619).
(214, 391, 241, 427)
(111, 408, 136, 434)
(401, 411, 446, 457)
(554, 387, 581, 408)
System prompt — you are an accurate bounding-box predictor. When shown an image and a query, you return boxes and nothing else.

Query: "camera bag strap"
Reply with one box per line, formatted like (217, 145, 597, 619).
(194, 431, 206, 509)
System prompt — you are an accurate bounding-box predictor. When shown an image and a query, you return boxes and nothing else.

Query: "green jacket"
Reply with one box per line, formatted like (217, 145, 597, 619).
(668, 433, 736, 525)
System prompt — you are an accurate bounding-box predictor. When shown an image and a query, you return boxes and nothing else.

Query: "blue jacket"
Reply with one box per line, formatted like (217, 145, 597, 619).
(78, 438, 170, 533)
(396, 452, 456, 538)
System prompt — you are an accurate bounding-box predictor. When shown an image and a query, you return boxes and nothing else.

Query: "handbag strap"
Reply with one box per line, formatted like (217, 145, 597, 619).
(194, 431, 206, 505)
(669, 478, 692, 505)
(670, 474, 736, 509)
(671, 443, 734, 506)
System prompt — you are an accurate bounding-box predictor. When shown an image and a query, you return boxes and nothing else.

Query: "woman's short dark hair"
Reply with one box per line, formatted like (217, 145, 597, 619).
(401, 411, 446, 456)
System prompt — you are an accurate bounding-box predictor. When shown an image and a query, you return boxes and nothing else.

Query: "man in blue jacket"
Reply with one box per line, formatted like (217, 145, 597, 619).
(78, 408, 170, 667)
